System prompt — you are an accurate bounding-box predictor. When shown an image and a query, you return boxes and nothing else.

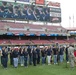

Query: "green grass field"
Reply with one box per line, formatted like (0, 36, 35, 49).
(0, 62, 76, 75)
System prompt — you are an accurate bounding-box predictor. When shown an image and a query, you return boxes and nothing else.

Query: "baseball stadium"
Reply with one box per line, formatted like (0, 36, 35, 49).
(0, 0, 76, 75)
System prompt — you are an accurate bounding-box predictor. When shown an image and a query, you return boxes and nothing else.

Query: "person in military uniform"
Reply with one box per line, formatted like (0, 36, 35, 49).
(68, 44, 75, 69)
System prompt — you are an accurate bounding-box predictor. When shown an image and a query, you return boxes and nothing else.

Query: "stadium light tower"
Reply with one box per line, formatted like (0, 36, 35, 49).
(69, 16, 71, 28)
(73, 14, 74, 27)
(45, 1, 49, 6)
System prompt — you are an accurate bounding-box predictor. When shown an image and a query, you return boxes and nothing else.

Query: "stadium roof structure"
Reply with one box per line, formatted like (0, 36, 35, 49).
(66, 27, 76, 31)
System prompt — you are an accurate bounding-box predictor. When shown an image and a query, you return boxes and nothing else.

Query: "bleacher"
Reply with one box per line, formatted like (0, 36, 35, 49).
(0, 21, 75, 45)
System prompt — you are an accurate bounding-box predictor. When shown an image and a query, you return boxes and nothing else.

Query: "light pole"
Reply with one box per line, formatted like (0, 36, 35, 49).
(73, 14, 74, 27)
(69, 16, 71, 28)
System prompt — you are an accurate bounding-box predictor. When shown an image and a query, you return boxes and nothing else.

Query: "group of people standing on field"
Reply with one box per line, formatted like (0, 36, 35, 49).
(0, 44, 76, 69)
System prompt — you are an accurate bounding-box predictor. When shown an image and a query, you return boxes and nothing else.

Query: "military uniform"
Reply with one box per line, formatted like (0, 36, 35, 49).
(68, 45, 75, 68)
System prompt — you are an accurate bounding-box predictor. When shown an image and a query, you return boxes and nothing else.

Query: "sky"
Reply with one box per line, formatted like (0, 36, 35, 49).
(47, 0, 76, 28)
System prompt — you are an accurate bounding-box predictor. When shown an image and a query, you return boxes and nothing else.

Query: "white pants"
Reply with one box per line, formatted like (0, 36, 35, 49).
(13, 58, 18, 67)
(47, 56, 51, 64)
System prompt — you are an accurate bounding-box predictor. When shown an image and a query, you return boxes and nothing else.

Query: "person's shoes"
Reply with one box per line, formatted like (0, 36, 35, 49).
(21, 64, 24, 66)
(4, 68, 7, 69)
(48, 64, 51, 65)
(56, 63, 58, 64)
(25, 66, 28, 68)
(67, 62, 69, 63)
(14, 67, 17, 68)
(71, 67, 74, 70)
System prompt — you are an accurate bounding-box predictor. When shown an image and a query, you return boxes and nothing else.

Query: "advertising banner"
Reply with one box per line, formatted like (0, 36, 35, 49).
(0, 1, 50, 22)
(50, 7, 61, 13)
(50, 17, 61, 23)
(48, 1, 60, 7)
(35, 0, 45, 5)
(50, 7, 61, 23)
(0, 1, 61, 23)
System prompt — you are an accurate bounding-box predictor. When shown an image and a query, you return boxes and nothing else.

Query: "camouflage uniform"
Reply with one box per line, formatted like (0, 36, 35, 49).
(68, 45, 75, 68)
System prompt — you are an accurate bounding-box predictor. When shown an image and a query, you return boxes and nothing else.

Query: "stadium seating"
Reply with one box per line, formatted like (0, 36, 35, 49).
(65, 38, 76, 43)
(0, 21, 73, 45)
(0, 21, 66, 34)
(31, 40, 51, 44)
(0, 39, 32, 45)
